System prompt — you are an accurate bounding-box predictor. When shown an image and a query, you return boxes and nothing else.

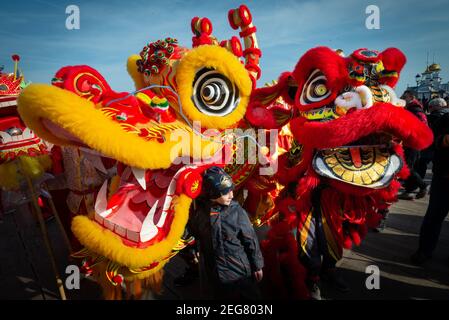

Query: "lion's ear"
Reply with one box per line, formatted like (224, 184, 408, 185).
(52, 65, 111, 103)
(127, 54, 146, 90)
(379, 48, 406, 88)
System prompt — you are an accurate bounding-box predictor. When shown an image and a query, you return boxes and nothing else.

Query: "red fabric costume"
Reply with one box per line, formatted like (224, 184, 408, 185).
(246, 47, 433, 297)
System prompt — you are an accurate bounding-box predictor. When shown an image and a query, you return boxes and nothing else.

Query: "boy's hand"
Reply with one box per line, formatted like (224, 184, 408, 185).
(254, 269, 263, 282)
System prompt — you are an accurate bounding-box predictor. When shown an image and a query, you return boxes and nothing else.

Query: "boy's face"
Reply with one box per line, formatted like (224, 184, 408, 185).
(212, 190, 234, 206)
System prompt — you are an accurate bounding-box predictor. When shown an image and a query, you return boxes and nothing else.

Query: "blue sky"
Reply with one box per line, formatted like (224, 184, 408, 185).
(1, 0, 448, 95)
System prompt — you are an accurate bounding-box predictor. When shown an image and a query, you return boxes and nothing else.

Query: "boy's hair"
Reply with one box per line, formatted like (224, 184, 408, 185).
(202, 166, 234, 199)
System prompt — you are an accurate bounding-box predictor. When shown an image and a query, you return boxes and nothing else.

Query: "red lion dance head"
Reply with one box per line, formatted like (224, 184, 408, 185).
(248, 47, 433, 254)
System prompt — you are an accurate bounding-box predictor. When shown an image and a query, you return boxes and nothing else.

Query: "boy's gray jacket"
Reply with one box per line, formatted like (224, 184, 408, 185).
(188, 200, 264, 284)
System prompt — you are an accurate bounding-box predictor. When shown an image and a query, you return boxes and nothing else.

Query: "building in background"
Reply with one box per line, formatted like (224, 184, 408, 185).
(407, 63, 449, 102)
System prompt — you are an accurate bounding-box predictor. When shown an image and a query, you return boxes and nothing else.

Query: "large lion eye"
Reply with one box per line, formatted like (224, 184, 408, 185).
(192, 68, 239, 116)
(176, 45, 252, 129)
(300, 69, 331, 105)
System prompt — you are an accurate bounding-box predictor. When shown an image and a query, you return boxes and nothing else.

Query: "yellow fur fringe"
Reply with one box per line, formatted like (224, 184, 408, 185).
(71, 194, 192, 269)
(18, 85, 223, 170)
(176, 45, 252, 129)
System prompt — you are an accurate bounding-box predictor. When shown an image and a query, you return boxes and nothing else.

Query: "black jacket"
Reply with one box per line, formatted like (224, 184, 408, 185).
(188, 199, 264, 284)
(430, 108, 449, 176)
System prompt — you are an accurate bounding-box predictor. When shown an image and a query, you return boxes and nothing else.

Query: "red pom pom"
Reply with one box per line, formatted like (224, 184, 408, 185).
(183, 171, 202, 199)
(191, 17, 199, 34)
(112, 274, 123, 285)
(200, 18, 213, 35)
(230, 36, 243, 57)
(191, 17, 213, 36)
(238, 5, 252, 26)
(12, 54, 20, 62)
(176, 169, 202, 199)
(228, 9, 238, 29)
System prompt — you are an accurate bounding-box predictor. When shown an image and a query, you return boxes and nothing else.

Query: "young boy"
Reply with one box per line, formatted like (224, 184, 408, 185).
(188, 166, 264, 300)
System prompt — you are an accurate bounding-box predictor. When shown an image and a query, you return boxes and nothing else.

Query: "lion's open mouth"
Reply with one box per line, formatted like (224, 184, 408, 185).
(296, 103, 433, 189)
(94, 164, 181, 247)
(39, 116, 228, 263)
(90, 145, 226, 252)
(41, 117, 186, 246)
(313, 132, 402, 188)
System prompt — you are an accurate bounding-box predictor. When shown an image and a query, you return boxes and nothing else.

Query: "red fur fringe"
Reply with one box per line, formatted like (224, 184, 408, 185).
(296, 104, 433, 151)
(261, 221, 309, 299)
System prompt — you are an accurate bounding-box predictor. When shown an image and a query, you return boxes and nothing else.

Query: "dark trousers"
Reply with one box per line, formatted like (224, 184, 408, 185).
(404, 148, 427, 192)
(415, 150, 433, 179)
(213, 277, 261, 300)
(301, 243, 336, 280)
(418, 175, 449, 256)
